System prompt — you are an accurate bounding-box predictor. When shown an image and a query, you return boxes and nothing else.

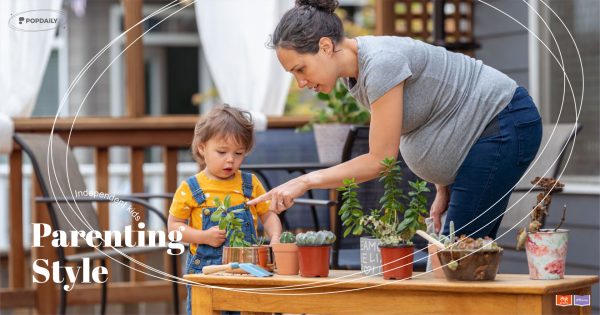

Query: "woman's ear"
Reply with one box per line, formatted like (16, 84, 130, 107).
(318, 37, 333, 55)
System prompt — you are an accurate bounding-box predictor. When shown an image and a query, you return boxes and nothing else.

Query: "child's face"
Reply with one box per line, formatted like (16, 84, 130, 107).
(198, 136, 247, 180)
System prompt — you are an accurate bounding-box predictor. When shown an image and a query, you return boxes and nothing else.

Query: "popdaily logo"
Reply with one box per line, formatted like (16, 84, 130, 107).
(8, 9, 65, 32)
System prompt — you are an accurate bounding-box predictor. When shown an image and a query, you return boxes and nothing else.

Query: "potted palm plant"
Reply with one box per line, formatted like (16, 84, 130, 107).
(296, 230, 336, 277)
(338, 158, 430, 279)
(271, 231, 299, 275)
(300, 80, 370, 164)
(516, 177, 568, 280)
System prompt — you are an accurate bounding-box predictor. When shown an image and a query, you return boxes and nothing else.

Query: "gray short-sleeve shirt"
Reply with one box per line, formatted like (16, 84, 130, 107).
(343, 36, 517, 185)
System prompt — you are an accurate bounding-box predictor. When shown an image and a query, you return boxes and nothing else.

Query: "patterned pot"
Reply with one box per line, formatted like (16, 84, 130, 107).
(525, 229, 569, 280)
(360, 237, 382, 276)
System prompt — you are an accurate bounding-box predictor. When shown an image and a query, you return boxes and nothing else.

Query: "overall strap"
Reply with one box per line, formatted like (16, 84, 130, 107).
(241, 171, 254, 199)
(185, 175, 207, 205)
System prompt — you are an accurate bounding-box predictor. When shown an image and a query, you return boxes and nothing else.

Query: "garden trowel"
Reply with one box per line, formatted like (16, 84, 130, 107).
(202, 262, 273, 277)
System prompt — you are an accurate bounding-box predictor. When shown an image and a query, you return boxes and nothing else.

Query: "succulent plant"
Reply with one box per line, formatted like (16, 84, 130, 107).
(296, 230, 336, 246)
(279, 231, 296, 243)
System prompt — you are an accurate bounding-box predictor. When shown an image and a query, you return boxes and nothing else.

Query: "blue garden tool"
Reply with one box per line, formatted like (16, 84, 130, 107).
(202, 262, 273, 277)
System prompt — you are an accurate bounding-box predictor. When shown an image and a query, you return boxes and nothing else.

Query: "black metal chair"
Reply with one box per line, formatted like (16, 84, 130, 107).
(14, 133, 179, 315)
(331, 126, 436, 271)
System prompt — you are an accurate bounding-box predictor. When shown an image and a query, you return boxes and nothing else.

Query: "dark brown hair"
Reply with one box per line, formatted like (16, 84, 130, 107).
(269, 0, 343, 54)
(191, 104, 254, 168)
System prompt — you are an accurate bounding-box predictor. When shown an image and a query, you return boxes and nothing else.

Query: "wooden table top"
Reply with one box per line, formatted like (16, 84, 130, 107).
(184, 270, 598, 295)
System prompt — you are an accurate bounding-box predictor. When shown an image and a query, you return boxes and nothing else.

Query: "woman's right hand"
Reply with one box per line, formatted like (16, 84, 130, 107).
(247, 174, 312, 214)
(202, 226, 226, 247)
(430, 185, 450, 233)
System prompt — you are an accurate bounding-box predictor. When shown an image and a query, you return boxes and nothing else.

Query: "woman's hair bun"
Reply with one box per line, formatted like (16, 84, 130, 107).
(295, 0, 339, 14)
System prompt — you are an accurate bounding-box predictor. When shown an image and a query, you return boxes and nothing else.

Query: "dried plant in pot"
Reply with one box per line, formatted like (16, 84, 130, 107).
(516, 177, 569, 280)
(339, 158, 430, 279)
(296, 230, 336, 277)
(271, 232, 299, 275)
(436, 222, 503, 281)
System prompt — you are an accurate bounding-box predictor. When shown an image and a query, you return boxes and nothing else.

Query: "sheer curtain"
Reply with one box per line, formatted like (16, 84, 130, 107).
(0, 0, 63, 153)
(195, 0, 293, 130)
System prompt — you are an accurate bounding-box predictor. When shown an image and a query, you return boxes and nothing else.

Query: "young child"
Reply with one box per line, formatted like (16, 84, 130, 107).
(167, 105, 282, 315)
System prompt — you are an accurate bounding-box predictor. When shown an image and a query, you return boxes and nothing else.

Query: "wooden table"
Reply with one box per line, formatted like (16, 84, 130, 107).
(184, 270, 597, 315)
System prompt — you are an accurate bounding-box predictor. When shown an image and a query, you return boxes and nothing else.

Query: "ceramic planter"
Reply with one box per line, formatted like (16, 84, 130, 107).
(360, 237, 382, 276)
(271, 243, 299, 275)
(313, 124, 352, 164)
(437, 249, 502, 281)
(222, 246, 259, 274)
(298, 245, 331, 277)
(525, 229, 568, 280)
(379, 245, 414, 280)
(257, 245, 274, 272)
(427, 243, 445, 279)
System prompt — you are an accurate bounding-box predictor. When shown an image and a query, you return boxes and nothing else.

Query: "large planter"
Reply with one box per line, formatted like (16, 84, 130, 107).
(525, 229, 569, 280)
(427, 243, 445, 279)
(222, 246, 259, 274)
(437, 249, 503, 281)
(379, 245, 414, 280)
(313, 124, 352, 164)
(271, 243, 299, 275)
(298, 245, 331, 277)
(360, 237, 382, 276)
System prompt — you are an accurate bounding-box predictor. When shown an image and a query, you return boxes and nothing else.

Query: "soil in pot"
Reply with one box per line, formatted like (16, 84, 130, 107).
(379, 245, 414, 280)
(298, 245, 331, 277)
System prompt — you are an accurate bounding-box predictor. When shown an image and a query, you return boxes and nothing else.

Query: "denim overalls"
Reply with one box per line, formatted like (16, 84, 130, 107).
(184, 172, 257, 315)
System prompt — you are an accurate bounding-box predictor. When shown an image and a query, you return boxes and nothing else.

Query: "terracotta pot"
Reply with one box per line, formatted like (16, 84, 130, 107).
(379, 245, 414, 280)
(525, 229, 568, 280)
(257, 245, 274, 272)
(437, 249, 502, 281)
(298, 245, 331, 277)
(222, 246, 259, 274)
(271, 243, 299, 275)
(427, 243, 445, 279)
(360, 237, 382, 276)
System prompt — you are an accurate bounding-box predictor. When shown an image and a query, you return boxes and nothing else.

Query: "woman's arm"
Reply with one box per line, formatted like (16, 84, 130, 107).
(248, 82, 405, 213)
(430, 184, 450, 233)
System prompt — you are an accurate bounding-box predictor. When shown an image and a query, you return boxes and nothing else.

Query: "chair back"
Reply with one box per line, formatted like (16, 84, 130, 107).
(496, 123, 582, 248)
(332, 126, 435, 268)
(14, 133, 101, 233)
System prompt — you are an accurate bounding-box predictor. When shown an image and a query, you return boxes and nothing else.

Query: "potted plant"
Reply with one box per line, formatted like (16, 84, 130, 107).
(434, 221, 504, 281)
(296, 230, 336, 277)
(271, 231, 299, 275)
(516, 177, 568, 280)
(338, 158, 430, 279)
(210, 196, 260, 270)
(300, 80, 370, 164)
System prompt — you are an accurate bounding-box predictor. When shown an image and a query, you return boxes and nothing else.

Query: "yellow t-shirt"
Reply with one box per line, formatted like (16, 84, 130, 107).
(169, 170, 269, 255)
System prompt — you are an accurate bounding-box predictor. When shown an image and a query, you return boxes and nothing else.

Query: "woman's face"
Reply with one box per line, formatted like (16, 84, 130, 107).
(276, 44, 338, 94)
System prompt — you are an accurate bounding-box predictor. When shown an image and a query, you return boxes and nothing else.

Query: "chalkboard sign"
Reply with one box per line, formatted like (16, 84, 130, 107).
(360, 237, 382, 276)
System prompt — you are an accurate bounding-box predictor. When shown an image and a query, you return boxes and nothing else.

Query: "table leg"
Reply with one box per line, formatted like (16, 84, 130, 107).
(191, 286, 219, 315)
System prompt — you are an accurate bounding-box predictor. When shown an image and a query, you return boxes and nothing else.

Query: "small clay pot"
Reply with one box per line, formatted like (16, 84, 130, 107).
(298, 245, 331, 277)
(437, 249, 503, 281)
(272, 243, 299, 275)
(379, 245, 414, 280)
(257, 245, 274, 272)
(427, 243, 445, 279)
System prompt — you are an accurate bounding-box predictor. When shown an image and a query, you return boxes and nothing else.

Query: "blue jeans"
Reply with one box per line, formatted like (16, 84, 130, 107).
(442, 87, 542, 239)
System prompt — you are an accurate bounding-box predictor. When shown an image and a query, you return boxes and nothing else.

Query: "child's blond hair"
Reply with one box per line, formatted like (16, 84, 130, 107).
(191, 104, 254, 168)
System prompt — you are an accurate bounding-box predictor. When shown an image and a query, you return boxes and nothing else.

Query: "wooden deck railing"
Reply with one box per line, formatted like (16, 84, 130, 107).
(4, 115, 308, 313)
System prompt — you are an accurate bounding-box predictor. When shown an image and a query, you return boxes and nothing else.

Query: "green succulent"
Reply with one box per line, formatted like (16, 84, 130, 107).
(296, 230, 336, 246)
(279, 231, 296, 243)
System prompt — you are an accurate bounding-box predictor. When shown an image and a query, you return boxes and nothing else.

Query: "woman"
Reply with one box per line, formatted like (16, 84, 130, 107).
(248, 0, 542, 239)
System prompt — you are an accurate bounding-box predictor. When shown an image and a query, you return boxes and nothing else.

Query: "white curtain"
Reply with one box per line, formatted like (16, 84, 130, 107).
(0, 0, 63, 153)
(195, 0, 293, 130)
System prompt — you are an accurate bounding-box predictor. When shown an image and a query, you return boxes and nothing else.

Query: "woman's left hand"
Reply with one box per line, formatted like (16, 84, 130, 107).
(247, 175, 310, 214)
(430, 185, 450, 233)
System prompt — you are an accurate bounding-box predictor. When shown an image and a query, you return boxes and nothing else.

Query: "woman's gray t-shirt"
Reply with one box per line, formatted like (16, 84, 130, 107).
(343, 36, 517, 185)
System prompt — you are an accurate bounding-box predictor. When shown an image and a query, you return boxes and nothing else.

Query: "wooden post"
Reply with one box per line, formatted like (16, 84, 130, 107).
(123, 0, 146, 118)
(163, 147, 179, 274)
(130, 147, 146, 282)
(376, 0, 397, 35)
(8, 148, 24, 289)
(94, 147, 112, 281)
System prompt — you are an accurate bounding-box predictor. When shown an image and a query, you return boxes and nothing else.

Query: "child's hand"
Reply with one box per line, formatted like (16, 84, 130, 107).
(203, 226, 226, 247)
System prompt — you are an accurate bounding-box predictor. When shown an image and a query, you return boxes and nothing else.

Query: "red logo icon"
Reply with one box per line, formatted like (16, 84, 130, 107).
(556, 295, 573, 307)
